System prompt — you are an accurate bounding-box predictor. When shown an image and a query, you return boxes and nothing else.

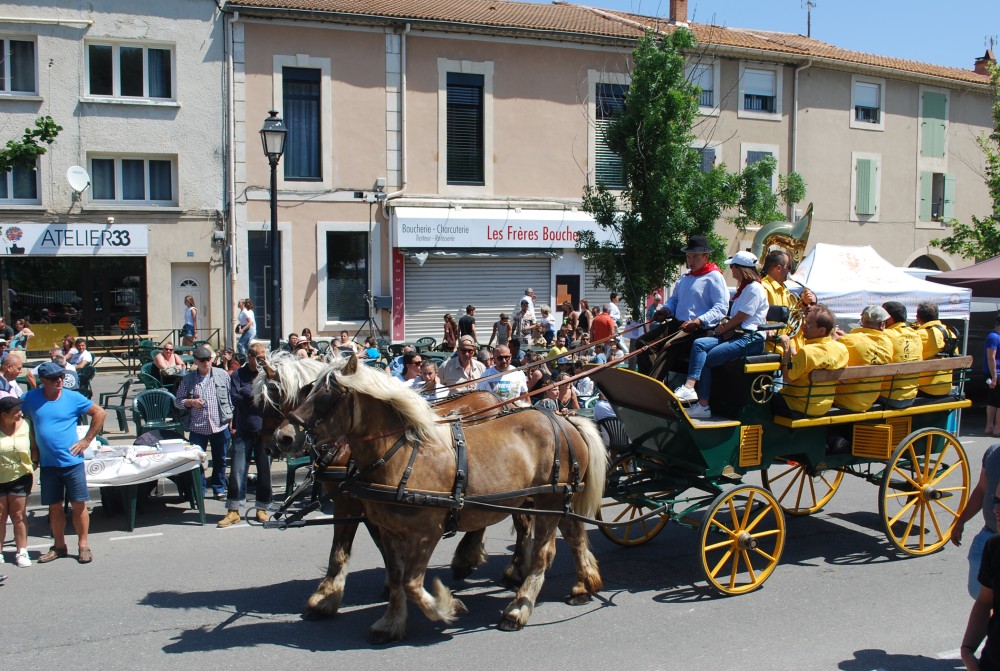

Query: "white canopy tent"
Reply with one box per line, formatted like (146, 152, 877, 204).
(790, 244, 971, 320)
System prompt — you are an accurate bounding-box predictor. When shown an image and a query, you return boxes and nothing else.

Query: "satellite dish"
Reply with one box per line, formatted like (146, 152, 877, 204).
(67, 166, 91, 193)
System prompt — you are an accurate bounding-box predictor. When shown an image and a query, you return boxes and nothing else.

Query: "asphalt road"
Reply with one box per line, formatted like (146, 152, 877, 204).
(0, 378, 991, 670)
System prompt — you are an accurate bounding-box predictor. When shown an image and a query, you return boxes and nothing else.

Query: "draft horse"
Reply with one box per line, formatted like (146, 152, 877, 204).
(273, 357, 607, 642)
(255, 352, 517, 621)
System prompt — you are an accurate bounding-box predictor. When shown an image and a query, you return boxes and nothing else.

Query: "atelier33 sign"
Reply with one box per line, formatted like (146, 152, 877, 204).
(0, 223, 149, 256)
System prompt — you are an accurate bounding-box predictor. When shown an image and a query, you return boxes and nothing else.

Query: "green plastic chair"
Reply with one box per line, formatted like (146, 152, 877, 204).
(99, 378, 133, 433)
(76, 364, 97, 399)
(415, 337, 437, 353)
(133, 389, 183, 436)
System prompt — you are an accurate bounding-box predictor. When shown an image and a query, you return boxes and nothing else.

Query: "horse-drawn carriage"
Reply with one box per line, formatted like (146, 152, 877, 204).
(589, 349, 973, 595)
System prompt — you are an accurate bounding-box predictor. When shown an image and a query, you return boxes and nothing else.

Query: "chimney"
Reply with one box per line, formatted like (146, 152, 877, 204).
(669, 0, 689, 26)
(974, 49, 996, 75)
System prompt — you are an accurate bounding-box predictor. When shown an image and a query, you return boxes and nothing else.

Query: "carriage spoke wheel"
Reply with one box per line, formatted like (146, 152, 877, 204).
(878, 428, 970, 556)
(761, 459, 844, 516)
(699, 485, 785, 595)
(597, 453, 670, 546)
(750, 375, 775, 404)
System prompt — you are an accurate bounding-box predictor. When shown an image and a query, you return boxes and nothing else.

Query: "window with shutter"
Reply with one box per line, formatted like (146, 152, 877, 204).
(743, 68, 776, 113)
(920, 91, 947, 159)
(283, 67, 322, 181)
(942, 174, 956, 220)
(595, 83, 627, 190)
(696, 146, 716, 173)
(689, 64, 713, 107)
(855, 158, 877, 216)
(919, 171, 933, 222)
(446, 72, 485, 185)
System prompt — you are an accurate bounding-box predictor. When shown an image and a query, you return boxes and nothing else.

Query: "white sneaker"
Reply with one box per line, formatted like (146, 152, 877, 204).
(673, 385, 698, 403)
(0, 551, 4, 564)
(687, 403, 712, 419)
(15, 549, 30, 568)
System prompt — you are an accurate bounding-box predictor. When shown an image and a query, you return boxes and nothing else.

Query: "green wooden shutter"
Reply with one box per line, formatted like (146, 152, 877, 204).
(942, 173, 956, 219)
(855, 159, 877, 216)
(921, 92, 947, 158)
(919, 171, 933, 222)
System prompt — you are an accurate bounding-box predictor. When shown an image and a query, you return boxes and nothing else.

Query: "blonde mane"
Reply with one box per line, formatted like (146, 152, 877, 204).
(323, 361, 449, 446)
(254, 351, 338, 411)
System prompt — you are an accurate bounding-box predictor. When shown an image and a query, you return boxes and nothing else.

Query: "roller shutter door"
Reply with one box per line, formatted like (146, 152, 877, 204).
(404, 257, 551, 341)
(584, 265, 618, 312)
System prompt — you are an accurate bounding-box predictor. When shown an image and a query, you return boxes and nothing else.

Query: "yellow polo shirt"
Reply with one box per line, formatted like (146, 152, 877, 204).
(780, 336, 849, 416)
(915, 320, 956, 396)
(834, 328, 893, 412)
(881, 322, 922, 401)
(761, 275, 803, 354)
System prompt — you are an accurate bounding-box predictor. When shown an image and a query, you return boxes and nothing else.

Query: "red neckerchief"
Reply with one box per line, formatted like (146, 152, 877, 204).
(687, 262, 721, 277)
(732, 278, 756, 301)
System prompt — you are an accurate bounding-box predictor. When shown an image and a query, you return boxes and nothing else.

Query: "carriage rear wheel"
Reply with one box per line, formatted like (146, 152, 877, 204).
(699, 485, 785, 595)
(761, 459, 844, 516)
(597, 453, 670, 547)
(878, 428, 970, 556)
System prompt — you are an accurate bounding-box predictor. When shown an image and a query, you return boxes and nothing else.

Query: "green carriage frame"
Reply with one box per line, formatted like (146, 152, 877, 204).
(588, 352, 973, 595)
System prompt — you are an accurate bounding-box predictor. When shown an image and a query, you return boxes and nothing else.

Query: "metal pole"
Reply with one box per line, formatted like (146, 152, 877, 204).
(269, 157, 281, 351)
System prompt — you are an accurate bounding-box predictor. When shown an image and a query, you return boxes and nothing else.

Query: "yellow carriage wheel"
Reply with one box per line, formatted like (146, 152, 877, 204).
(597, 453, 669, 546)
(761, 459, 844, 516)
(878, 428, 970, 556)
(699, 485, 786, 595)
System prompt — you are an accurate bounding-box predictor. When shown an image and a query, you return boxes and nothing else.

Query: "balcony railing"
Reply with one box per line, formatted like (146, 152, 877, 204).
(743, 94, 776, 113)
(855, 105, 880, 123)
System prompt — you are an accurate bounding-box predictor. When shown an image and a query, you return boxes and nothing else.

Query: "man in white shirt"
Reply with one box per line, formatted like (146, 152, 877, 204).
(69, 338, 93, 370)
(0, 354, 23, 398)
(608, 292, 622, 324)
(520, 288, 536, 321)
(477, 344, 528, 406)
(439, 336, 486, 394)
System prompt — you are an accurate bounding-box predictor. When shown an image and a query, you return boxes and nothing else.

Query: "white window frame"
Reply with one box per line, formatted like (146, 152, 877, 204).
(88, 155, 178, 206)
(738, 62, 783, 121)
(0, 159, 40, 205)
(850, 75, 885, 132)
(84, 41, 176, 101)
(740, 143, 780, 192)
(438, 58, 494, 197)
(587, 69, 631, 191)
(686, 58, 720, 116)
(316, 221, 382, 332)
(273, 54, 332, 190)
(691, 139, 722, 171)
(850, 152, 882, 223)
(0, 35, 38, 96)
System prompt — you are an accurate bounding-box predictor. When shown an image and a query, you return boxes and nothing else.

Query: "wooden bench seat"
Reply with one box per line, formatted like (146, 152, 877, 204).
(808, 355, 971, 383)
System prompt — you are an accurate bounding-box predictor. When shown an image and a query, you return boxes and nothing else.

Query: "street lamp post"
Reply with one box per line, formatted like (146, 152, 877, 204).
(260, 109, 287, 351)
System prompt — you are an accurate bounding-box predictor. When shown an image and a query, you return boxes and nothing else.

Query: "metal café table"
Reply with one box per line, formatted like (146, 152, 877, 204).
(85, 446, 207, 532)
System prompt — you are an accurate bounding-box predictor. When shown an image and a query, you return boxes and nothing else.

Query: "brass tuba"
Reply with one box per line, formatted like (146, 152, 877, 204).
(750, 202, 813, 266)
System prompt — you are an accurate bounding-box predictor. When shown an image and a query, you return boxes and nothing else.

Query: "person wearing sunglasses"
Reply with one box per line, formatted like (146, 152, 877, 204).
(175, 344, 234, 501)
(394, 352, 424, 386)
(154, 343, 186, 376)
(439, 335, 485, 394)
(476, 344, 528, 407)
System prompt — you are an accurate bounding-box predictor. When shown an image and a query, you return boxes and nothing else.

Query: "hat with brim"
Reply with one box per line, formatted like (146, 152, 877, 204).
(193, 344, 213, 359)
(38, 361, 66, 379)
(725, 250, 759, 269)
(0, 396, 23, 413)
(681, 235, 713, 253)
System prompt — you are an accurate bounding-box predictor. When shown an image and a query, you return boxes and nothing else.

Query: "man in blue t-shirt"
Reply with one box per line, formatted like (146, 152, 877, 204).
(986, 316, 1000, 436)
(23, 361, 106, 565)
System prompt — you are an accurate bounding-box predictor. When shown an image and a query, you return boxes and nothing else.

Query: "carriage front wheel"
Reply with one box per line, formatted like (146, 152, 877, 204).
(878, 428, 970, 556)
(761, 459, 844, 516)
(699, 485, 786, 595)
(597, 453, 670, 547)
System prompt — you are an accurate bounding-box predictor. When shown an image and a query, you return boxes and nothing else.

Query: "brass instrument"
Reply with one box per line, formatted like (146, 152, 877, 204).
(751, 203, 814, 338)
(750, 202, 813, 266)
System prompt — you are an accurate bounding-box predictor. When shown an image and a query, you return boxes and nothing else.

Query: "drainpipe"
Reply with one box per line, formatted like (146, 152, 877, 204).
(791, 58, 812, 218)
(225, 10, 240, 348)
(383, 22, 410, 211)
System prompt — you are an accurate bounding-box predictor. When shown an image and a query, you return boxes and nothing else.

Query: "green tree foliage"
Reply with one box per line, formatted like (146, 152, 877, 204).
(0, 116, 62, 173)
(931, 62, 1000, 260)
(578, 30, 805, 319)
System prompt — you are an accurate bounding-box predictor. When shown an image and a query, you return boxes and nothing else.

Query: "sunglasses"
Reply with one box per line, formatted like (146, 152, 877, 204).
(460, 348, 476, 354)
(164, 348, 174, 352)
(410, 360, 423, 365)
(496, 355, 511, 360)
(196, 357, 211, 362)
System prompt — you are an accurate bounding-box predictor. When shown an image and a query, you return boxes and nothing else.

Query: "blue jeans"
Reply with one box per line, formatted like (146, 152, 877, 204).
(968, 526, 993, 598)
(189, 428, 230, 496)
(225, 430, 272, 511)
(688, 334, 764, 401)
(237, 327, 256, 356)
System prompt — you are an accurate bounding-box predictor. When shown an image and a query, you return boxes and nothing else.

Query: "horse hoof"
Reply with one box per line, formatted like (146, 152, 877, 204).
(565, 593, 592, 606)
(302, 607, 334, 621)
(453, 598, 469, 616)
(368, 628, 400, 645)
(497, 615, 524, 632)
(452, 565, 473, 581)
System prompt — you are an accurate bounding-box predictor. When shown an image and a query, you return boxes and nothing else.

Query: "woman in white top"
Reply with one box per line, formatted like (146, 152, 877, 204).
(673, 251, 769, 418)
(236, 298, 256, 356)
(182, 295, 197, 346)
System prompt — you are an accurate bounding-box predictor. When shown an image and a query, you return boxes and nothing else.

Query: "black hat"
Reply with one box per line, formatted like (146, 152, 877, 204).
(193, 344, 213, 359)
(681, 235, 713, 253)
(0, 396, 23, 413)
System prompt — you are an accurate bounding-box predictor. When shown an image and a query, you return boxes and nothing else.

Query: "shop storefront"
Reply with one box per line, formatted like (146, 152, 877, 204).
(0, 223, 148, 334)
(391, 206, 616, 341)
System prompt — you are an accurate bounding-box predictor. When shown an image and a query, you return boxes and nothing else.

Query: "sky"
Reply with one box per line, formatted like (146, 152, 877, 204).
(529, 0, 999, 71)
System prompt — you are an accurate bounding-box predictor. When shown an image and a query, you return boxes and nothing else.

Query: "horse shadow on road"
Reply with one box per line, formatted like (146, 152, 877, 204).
(839, 648, 963, 670)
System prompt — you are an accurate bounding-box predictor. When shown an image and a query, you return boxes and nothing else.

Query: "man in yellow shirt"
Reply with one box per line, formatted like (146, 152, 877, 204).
(833, 305, 894, 412)
(914, 300, 958, 396)
(760, 249, 814, 355)
(879, 301, 922, 408)
(775, 304, 849, 416)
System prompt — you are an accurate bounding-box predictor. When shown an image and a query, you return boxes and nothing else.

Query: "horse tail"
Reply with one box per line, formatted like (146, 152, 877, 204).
(565, 415, 608, 519)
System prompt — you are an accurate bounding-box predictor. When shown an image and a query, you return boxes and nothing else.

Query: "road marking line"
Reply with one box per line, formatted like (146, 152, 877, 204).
(110, 533, 163, 541)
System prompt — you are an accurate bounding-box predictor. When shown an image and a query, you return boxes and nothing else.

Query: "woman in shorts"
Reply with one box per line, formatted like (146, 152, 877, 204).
(0, 396, 32, 567)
